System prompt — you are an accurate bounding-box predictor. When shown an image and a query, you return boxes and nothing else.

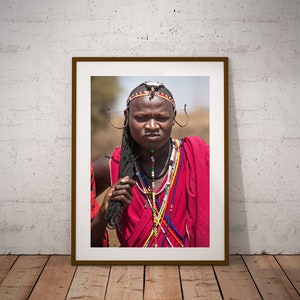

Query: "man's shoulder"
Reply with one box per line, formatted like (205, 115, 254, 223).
(181, 136, 208, 148)
(110, 146, 122, 162)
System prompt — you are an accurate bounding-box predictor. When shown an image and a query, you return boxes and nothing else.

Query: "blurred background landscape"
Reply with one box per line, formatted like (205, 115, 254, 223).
(91, 76, 210, 161)
(91, 76, 210, 246)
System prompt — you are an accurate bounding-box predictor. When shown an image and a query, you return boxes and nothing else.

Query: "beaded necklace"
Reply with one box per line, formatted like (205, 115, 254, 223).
(134, 138, 181, 247)
(150, 149, 158, 246)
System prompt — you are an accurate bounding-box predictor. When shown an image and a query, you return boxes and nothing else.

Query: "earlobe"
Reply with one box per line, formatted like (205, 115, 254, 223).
(173, 110, 177, 125)
(124, 109, 129, 126)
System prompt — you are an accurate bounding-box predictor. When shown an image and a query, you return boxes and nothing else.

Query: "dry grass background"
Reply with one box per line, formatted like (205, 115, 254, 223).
(91, 109, 209, 247)
(91, 109, 209, 161)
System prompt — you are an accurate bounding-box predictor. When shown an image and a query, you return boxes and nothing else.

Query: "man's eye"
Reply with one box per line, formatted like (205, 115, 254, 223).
(135, 116, 147, 121)
(157, 117, 169, 122)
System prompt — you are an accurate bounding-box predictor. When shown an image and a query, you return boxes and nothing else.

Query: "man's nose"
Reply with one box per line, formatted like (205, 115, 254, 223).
(146, 119, 159, 130)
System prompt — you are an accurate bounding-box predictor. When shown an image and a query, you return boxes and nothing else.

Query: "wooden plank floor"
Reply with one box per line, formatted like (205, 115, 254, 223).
(0, 255, 299, 299)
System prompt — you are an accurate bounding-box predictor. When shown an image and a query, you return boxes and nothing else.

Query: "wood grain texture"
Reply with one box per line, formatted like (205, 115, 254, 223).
(214, 256, 262, 300)
(0, 255, 299, 299)
(0, 255, 48, 300)
(180, 265, 221, 299)
(28, 256, 76, 300)
(243, 255, 299, 299)
(66, 265, 110, 299)
(105, 265, 144, 299)
(275, 255, 300, 294)
(0, 255, 18, 284)
(144, 265, 182, 300)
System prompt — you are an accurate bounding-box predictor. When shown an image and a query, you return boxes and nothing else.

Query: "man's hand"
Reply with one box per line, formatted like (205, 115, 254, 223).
(101, 176, 136, 213)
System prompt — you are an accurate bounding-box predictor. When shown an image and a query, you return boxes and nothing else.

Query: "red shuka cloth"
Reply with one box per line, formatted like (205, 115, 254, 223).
(109, 136, 210, 247)
(90, 164, 109, 247)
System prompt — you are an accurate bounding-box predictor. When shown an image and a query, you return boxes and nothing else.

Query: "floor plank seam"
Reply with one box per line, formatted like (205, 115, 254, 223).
(177, 265, 184, 300)
(9, 255, 20, 271)
(26, 255, 51, 300)
(65, 265, 78, 299)
(212, 264, 224, 300)
(142, 265, 146, 300)
(103, 265, 112, 300)
(274, 256, 300, 297)
(241, 255, 264, 300)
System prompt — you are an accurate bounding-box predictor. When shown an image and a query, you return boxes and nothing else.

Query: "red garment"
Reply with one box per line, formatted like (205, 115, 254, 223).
(90, 164, 99, 220)
(110, 136, 210, 247)
(90, 164, 109, 247)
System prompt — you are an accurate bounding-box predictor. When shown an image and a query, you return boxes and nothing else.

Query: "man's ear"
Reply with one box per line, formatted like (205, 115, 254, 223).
(172, 110, 177, 126)
(124, 108, 131, 122)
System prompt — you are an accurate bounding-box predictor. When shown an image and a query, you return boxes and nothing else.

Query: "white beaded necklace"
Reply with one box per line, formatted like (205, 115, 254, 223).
(134, 139, 180, 247)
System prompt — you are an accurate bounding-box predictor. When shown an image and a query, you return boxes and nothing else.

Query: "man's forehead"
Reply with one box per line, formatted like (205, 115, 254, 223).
(129, 96, 174, 110)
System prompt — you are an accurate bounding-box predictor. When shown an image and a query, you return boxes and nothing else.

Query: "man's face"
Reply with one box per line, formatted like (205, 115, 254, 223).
(126, 96, 176, 151)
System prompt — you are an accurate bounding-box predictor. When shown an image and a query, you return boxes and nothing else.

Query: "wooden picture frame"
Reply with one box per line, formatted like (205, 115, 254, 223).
(71, 57, 229, 265)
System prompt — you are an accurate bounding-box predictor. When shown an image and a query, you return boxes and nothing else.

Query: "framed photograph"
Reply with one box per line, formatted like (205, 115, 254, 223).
(72, 57, 228, 265)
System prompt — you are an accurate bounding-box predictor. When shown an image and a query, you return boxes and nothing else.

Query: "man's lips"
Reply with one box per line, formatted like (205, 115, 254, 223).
(144, 133, 160, 137)
(144, 133, 160, 140)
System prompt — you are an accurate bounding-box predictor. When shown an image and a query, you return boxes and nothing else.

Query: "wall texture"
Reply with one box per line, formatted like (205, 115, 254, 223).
(0, 0, 299, 254)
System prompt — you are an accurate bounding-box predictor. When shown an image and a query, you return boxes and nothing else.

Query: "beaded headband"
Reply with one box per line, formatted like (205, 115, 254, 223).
(127, 91, 175, 107)
(126, 81, 175, 108)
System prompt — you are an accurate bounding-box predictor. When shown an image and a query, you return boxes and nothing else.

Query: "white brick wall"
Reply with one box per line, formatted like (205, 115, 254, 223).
(0, 0, 299, 254)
